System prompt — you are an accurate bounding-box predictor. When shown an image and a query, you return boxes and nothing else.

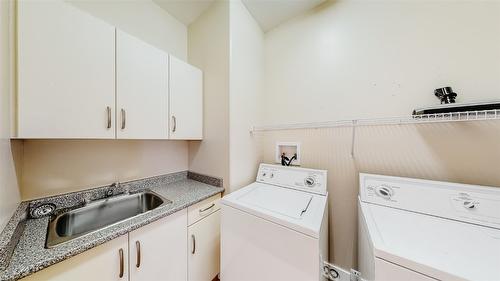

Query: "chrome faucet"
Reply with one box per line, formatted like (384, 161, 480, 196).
(105, 182, 121, 198)
(106, 189, 114, 197)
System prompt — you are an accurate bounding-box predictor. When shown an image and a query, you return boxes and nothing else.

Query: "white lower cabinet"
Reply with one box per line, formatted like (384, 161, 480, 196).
(22, 209, 187, 281)
(129, 209, 188, 281)
(22, 235, 129, 281)
(21, 203, 222, 281)
(188, 210, 221, 281)
(187, 194, 221, 281)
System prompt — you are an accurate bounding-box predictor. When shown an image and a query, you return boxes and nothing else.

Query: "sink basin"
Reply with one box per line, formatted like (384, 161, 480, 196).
(46, 190, 171, 248)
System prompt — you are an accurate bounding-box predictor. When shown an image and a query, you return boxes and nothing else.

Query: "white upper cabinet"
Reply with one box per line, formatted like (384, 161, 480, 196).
(116, 31, 169, 139)
(17, 0, 115, 139)
(17, 0, 203, 140)
(169, 56, 203, 140)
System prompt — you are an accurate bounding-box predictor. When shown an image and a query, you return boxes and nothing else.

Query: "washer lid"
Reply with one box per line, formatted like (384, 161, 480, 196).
(238, 183, 313, 219)
(222, 182, 327, 238)
(359, 199, 500, 281)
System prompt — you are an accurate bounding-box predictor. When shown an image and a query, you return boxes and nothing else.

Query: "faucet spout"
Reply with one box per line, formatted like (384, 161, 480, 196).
(105, 182, 121, 197)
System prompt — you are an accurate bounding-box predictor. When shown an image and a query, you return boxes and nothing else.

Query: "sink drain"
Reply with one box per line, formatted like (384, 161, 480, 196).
(31, 203, 56, 218)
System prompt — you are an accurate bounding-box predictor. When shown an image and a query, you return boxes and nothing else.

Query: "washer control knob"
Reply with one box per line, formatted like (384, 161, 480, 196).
(463, 201, 477, 209)
(304, 176, 316, 187)
(375, 185, 394, 200)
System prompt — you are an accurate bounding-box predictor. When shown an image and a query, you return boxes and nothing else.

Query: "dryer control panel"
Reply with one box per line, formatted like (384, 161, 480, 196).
(360, 173, 500, 229)
(256, 164, 327, 195)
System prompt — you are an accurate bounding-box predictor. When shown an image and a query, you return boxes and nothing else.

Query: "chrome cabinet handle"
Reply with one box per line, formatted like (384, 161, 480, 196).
(172, 116, 176, 132)
(199, 203, 215, 214)
(121, 109, 126, 130)
(106, 106, 111, 129)
(191, 234, 196, 254)
(119, 248, 124, 278)
(135, 241, 141, 268)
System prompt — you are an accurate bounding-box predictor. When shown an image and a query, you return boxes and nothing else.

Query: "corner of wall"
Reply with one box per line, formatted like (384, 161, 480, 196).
(0, 0, 22, 229)
(187, 0, 230, 189)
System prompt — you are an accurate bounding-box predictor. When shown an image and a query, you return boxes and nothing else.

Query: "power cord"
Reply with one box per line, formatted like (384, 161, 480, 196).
(323, 265, 340, 280)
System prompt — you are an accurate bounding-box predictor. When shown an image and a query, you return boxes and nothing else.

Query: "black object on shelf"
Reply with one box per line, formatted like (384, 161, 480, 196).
(435, 87, 457, 104)
(413, 100, 500, 115)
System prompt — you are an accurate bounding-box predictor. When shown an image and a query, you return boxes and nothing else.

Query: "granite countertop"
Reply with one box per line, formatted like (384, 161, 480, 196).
(0, 172, 224, 281)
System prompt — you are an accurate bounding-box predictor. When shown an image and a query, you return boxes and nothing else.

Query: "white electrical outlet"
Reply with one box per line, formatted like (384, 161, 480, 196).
(275, 142, 301, 166)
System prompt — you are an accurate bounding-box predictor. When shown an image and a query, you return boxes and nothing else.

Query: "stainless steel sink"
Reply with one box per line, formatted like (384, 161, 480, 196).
(46, 190, 171, 248)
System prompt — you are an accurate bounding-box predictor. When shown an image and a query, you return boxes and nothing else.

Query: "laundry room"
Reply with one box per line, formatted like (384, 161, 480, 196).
(0, 0, 499, 281)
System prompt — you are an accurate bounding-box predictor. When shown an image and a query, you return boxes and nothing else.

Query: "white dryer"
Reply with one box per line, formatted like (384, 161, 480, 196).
(220, 164, 328, 281)
(358, 173, 500, 281)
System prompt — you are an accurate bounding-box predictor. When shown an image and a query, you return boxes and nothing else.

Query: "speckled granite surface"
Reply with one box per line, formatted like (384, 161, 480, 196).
(188, 171, 223, 188)
(0, 203, 28, 271)
(0, 173, 224, 281)
(27, 171, 190, 217)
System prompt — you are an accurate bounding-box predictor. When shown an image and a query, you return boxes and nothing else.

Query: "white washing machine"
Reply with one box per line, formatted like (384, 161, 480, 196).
(220, 164, 328, 281)
(358, 173, 500, 281)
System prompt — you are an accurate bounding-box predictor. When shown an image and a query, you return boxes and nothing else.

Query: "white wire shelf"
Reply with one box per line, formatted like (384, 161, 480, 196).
(251, 109, 500, 132)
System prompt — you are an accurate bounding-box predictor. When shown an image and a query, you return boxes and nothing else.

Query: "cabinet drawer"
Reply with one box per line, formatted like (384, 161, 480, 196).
(188, 194, 221, 226)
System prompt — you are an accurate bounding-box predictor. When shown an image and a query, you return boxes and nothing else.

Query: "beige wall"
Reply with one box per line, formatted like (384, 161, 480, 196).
(0, 0, 21, 229)
(188, 1, 230, 189)
(68, 0, 187, 60)
(228, 0, 264, 192)
(16, 0, 191, 200)
(20, 140, 188, 200)
(257, 120, 500, 269)
(263, 0, 500, 124)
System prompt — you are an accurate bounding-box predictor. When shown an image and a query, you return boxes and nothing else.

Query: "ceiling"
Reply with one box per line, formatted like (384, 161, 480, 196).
(153, 0, 215, 26)
(242, 0, 325, 32)
(154, 0, 326, 32)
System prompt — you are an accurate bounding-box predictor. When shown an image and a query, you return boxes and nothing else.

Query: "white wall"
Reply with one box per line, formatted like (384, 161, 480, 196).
(228, 0, 264, 192)
(0, 0, 21, 229)
(68, 0, 187, 60)
(258, 0, 500, 270)
(263, 0, 500, 125)
(188, 0, 230, 189)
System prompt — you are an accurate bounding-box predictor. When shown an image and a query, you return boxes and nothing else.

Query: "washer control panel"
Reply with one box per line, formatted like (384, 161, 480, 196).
(364, 183, 399, 202)
(256, 164, 327, 195)
(374, 184, 394, 200)
(360, 173, 500, 229)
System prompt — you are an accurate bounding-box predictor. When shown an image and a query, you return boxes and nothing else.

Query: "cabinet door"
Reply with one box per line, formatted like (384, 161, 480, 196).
(17, 0, 115, 138)
(116, 30, 169, 139)
(21, 235, 128, 281)
(169, 56, 203, 140)
(188, 210, 220, 281)
(129, 209, 188, 281)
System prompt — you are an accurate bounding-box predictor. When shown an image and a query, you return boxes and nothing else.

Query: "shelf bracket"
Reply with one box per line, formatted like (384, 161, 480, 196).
(350, 120, 357, 159)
